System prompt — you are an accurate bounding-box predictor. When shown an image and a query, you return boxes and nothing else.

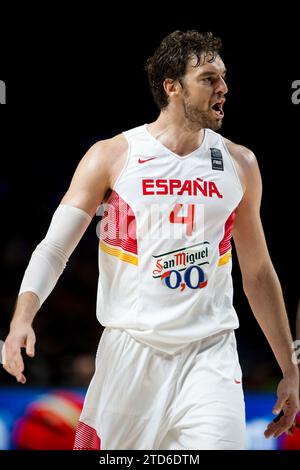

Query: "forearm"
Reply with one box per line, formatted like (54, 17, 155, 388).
(11, 292, 40, 327)
(244, 266, 298, 377)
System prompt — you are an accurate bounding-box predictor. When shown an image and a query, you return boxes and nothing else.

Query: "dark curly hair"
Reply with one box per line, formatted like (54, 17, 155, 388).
(145, 30, 222, 110)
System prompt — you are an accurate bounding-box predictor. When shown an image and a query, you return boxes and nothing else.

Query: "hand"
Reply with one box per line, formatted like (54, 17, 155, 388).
(264, 375, 299, 439)
(2, 322, 36, 384)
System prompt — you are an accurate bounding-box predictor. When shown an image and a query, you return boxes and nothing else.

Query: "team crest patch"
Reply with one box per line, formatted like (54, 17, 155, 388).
(210, 148, 224, 171)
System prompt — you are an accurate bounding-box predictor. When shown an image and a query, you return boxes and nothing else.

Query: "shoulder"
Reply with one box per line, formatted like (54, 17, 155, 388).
(82, 133, 128, 188)
(60, 134, 129, 215)
(222, 137, 260, 192)
(87, 133, 128, 165)
(223, 137, 256, 164)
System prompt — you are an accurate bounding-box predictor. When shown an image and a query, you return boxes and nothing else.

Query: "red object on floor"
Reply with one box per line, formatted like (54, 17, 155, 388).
(12, 390, 84, 450)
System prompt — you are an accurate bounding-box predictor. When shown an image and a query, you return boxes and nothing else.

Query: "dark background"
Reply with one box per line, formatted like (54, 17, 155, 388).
(0, 9, 299, 390)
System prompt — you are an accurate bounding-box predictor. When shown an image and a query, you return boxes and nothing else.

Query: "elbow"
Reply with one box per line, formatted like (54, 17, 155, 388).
(242, 262, 275, 300)
(242, 278, 259, 300)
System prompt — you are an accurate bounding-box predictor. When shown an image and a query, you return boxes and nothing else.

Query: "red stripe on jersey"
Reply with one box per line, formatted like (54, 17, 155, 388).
(219, 210, 236, 256)
(73, 421, 101, 450)
(100, 190, 137, 255)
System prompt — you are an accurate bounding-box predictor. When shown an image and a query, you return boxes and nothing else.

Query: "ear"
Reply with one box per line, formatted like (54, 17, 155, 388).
(163, 78, 181, 99)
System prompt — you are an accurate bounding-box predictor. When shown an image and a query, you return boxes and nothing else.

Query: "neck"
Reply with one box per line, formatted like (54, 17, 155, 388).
(147, 109, 205, 157)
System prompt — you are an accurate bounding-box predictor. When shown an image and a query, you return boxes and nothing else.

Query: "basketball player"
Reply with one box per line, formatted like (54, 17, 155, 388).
(2, 30, 299, 449)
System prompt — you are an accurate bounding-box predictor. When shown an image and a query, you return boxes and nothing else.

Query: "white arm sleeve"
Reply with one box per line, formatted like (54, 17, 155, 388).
(19, 204, 92, 307)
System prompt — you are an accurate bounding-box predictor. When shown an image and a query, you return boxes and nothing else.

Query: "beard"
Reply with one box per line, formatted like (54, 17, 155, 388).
(182, 94, 223, 131)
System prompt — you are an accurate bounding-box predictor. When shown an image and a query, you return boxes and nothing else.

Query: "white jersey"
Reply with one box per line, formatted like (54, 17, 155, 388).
(96, 124, 243, 354)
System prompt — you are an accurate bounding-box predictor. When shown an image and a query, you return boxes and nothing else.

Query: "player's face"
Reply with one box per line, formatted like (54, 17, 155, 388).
(180, 54, 228, 131)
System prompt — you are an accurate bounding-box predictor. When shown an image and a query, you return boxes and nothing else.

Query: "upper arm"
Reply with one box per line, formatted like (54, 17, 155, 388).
(61, 134, 128, 217)
(227, 141, 273, 283)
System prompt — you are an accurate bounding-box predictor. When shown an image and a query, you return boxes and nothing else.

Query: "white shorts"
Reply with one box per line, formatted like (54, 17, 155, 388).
(74, 328, 246, 450)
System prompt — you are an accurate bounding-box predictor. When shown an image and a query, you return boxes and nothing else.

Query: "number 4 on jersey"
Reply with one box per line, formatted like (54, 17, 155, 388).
(170, 204, 195, 236)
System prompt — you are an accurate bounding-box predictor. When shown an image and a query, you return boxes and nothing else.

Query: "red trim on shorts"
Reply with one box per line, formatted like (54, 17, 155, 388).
(73, 421, 101, 450)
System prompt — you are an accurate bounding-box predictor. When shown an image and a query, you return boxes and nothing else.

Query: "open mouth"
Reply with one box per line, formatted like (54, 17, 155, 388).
(211, 101, 224, 118)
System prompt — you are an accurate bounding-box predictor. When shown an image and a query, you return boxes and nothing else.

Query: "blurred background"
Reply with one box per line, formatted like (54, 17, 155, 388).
(0, 7, 299, 450)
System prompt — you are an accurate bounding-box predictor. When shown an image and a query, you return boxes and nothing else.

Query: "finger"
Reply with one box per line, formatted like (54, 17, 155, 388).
(3, 360, 20, 378)
(265, 413, 296, 439)
(273, 394, 288, 415)
(280, 407, 298, 428)
(274, 425, 290, 439)
(16, 373, 26, 384)
(273, 421, 290, 438)
(2, 344, 27, 382)
(272, 409, 284, 423)
(11, 358, 23, 377)
(265, 424, 284, 439)
(13, 351, 25, 374)
(2, 353, 16, 371)
(265, 424, 277, 438)
(3, 342, 23, 368)
(3, 347, 24, 376)
(264, 415, 287, 438)
(10, 346, 28, 383)
(26, 332, 35, 357)
(5, 360, 26, 383)
(7, 356, 24, 380)
(7, 355, 25, 381)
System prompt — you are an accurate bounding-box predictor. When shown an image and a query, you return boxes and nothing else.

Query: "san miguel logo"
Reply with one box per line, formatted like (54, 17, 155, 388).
(142, 178, 223, 198)
(152, 242, 209, 292)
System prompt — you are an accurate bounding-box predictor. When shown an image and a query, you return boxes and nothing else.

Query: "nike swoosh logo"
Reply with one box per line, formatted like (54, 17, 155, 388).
(138, 157, 157, 164)
(234, 379, 241, 384)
